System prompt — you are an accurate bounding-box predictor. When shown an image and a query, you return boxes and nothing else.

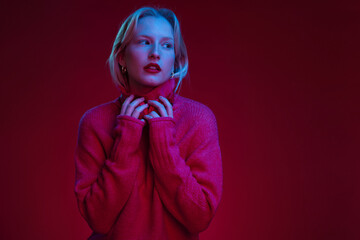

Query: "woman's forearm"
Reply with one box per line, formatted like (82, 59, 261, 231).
(74, 114, 144, 234)
(147, 116, 223, 233)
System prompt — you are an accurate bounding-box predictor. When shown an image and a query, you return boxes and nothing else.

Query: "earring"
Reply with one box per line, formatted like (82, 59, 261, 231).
(170, 71, 175, 79)
(121, 66, 127, 74)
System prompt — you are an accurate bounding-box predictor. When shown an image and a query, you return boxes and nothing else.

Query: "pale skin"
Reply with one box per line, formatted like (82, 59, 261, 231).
(118, 16, 175, 122)
(120, 94, 173, 122)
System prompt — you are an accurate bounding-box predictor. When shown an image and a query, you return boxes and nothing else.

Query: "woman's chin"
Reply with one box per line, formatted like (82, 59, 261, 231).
(140, 77, 168, 87)
(129, 75, 170, 93)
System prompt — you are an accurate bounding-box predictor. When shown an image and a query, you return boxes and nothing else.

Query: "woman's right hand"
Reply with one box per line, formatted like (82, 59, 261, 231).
(119, 95, 148, 122)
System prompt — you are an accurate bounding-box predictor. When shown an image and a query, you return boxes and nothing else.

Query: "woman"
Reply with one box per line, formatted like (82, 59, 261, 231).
(74, 7, 223, 240)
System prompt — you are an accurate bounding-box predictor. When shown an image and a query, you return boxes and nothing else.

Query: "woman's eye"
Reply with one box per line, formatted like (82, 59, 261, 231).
(163, 43, 173, 49)
(138, 40, 150, 45)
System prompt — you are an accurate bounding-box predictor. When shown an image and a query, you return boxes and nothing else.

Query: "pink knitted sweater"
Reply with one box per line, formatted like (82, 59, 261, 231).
(74, 79, 223, 240)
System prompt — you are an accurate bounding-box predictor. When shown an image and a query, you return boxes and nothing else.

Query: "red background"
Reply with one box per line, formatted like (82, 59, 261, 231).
(0, 0, 359, 239)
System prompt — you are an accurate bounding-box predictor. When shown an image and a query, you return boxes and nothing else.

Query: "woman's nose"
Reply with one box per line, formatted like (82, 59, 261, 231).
(149, 44, 160, 59)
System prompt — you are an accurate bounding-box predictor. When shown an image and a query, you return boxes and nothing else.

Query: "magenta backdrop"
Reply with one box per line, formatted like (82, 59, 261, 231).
(0, 0, 359, 239)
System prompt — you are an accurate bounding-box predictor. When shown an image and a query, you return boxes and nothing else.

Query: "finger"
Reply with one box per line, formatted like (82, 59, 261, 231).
(159, 96, 173, 118)
(148, 100, 168, 117)
(120, 95, 134, 115)
(132, 104, 148, 119)
(143, 115, 153, 120)
(148, 111, 160, 118)
(125, 97, 145, 115)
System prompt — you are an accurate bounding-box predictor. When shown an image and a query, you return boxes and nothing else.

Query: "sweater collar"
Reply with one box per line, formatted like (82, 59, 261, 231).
(117, 78, 177, 105)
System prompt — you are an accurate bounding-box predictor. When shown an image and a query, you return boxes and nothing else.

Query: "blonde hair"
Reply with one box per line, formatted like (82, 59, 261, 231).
(107, 7, 189, 93)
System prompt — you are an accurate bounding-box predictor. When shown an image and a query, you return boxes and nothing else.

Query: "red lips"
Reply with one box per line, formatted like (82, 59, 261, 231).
(144, 63, 161, 73)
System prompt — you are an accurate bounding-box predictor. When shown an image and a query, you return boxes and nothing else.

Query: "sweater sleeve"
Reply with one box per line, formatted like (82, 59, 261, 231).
(74, 114, 144, 234)
(147, 109, 223, 234)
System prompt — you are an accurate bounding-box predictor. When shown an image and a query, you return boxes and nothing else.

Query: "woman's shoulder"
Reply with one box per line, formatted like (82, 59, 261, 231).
(78, 97, 120, 129)
(175, 95, 217, 124)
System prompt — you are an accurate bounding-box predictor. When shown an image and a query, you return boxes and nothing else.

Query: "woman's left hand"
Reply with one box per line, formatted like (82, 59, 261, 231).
(143, 96, 173, 120)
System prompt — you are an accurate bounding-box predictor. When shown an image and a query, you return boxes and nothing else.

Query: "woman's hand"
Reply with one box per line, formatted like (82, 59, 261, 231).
(119, 95, 149, 122)
(143, 96, 173, 120)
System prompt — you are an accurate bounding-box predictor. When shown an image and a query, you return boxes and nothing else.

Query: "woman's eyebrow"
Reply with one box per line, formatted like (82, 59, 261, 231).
(137, 34, 174, 41)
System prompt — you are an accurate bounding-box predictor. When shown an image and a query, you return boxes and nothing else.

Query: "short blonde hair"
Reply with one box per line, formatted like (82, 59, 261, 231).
(107, 7, 189, 93)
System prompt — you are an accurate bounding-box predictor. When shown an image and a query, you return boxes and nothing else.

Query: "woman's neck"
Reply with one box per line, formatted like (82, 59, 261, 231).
(120, 78, 176, 103)
(128, 81, 156, 97)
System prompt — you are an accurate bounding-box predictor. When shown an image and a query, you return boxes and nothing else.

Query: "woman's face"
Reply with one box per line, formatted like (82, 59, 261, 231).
(119, 16, 175, 94)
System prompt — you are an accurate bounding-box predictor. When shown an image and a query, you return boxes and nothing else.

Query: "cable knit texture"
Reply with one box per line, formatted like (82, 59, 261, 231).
(74, 78, 223, 240)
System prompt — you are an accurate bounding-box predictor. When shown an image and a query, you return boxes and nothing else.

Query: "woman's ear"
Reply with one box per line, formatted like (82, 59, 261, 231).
(117, 52, 126, 67)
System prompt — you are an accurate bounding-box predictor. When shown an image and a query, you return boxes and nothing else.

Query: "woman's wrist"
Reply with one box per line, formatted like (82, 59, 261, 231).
(116, 114, 146, 126)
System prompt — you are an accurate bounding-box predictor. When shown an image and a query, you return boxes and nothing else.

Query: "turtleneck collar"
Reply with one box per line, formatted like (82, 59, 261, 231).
(118, 78, 177, 105)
